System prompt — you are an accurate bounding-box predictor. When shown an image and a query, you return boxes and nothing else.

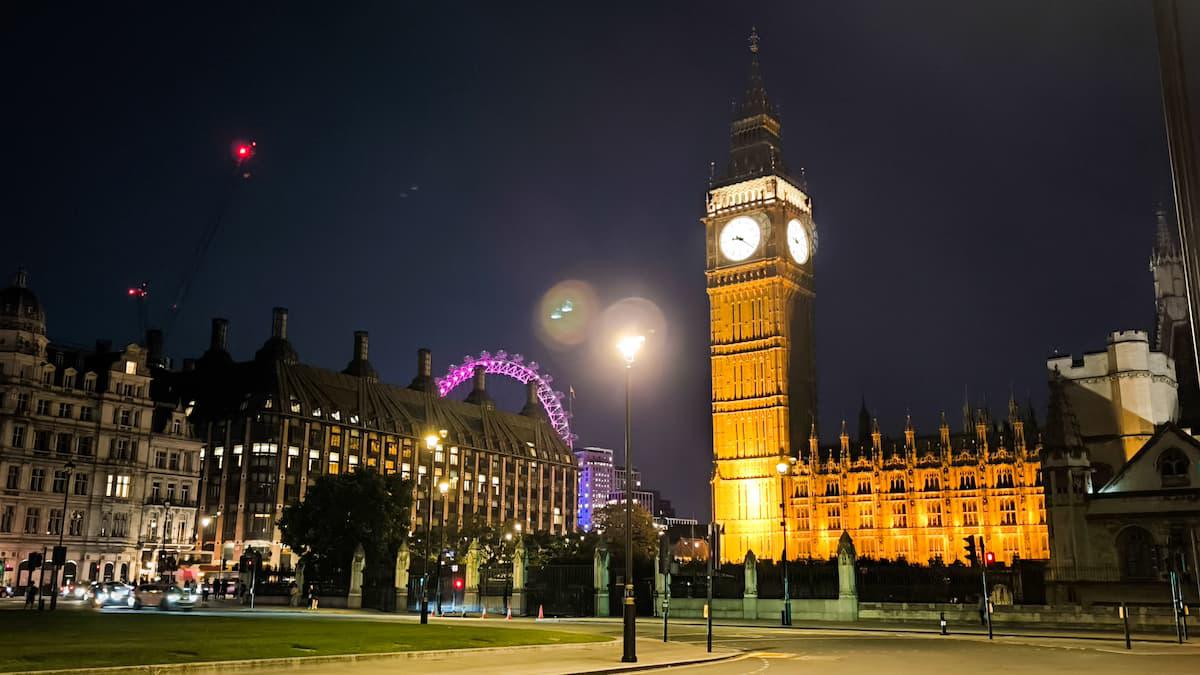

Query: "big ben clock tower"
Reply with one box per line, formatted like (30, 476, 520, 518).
(707, 30, 816, 562)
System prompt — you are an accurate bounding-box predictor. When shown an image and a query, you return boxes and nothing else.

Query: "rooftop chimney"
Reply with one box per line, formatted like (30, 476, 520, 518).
(521, 380, 543, 417)
(465, 365, 492, 405)
(343, 331, 378, 380)
(409, 347, 436, 392)
(14, 268, 28, 288)
(354, 331, 369, 362)
(271, 307, 288, 339)
(210, 318, 230, 352)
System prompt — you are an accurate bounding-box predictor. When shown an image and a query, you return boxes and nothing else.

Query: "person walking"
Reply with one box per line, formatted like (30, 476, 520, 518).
(23, 584, 36, 610)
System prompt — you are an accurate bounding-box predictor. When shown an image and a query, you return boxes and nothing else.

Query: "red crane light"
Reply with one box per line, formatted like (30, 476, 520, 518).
(233, 140, 257, 163)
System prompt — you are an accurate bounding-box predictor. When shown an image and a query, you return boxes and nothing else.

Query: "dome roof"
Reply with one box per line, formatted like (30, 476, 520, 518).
(0, 269, 46, 334)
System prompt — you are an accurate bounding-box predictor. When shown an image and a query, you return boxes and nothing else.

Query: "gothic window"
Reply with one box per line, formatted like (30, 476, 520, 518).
(927, 501, 942, 527)
(857, 479, 871, 494)
(995, 469, 1014, 488)
(892, 503, 907, 528)
(1116, 526, 1156, 580)
(827, 506, 841, 530)
(959, 473, 977, 490)
(825, 481, 839, 497)
(924, 475, 940, 491)
(859, 505, 874, 529)
(1158, 449, 1190, 488)
(962, 501, 979, 527)
(1000, 498, 1017, 525)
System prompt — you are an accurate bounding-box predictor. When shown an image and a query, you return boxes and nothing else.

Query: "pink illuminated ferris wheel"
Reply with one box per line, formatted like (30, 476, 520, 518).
(435, 350, 573, 446)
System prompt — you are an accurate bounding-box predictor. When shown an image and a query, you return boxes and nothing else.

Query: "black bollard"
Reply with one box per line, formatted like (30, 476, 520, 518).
(940, 611, 948, 636)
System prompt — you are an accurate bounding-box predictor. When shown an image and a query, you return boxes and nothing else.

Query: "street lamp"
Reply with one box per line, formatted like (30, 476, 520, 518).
(50, 460, 75, 610)
(617, 334, 644, 663)
(776, 457, 792, 626)
(435, 480, 450, 615)
(420, 429, 446, 624)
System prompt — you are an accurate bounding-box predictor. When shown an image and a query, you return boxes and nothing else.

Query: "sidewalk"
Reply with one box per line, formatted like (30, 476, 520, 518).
(232, 638, 739, 675)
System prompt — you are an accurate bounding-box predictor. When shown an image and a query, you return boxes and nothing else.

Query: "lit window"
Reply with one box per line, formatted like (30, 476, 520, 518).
(125, 361, 136, 375)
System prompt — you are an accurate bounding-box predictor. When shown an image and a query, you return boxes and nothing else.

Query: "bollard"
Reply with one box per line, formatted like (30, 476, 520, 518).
(940, 611, 948, 636)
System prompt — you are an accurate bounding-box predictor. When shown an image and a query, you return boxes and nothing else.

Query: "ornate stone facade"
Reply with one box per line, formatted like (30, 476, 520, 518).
(0, 270, 201, 587)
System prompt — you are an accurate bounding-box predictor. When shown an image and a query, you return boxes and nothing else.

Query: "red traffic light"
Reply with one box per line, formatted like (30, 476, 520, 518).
(453, 579, 463, 590)
(985, 551, 996, 564)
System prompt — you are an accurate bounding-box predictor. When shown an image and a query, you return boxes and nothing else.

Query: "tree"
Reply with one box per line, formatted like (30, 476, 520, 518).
(592, 502, 659, 561)
(278, 471, 411, 586)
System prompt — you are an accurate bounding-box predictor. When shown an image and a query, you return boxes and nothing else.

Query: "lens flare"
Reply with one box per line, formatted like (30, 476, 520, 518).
(535, 280, 597, 350)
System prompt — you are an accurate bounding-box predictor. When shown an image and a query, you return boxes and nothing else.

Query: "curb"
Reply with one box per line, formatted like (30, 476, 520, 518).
(4, 639, 619, 675)
(570, 651, 743, 675)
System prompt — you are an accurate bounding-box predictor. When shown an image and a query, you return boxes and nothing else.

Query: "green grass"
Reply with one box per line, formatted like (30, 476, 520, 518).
(0, 612, 607, 672)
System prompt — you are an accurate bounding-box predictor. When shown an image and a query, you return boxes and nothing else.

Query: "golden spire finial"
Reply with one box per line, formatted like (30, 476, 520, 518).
(749, 27, 760, 54)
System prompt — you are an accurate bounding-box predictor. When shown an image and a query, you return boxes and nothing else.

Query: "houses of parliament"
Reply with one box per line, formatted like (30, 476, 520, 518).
(706, 33, 1048, 564)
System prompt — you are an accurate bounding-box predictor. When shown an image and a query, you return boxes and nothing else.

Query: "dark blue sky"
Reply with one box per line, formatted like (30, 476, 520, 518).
(2, 2, 1178, 517)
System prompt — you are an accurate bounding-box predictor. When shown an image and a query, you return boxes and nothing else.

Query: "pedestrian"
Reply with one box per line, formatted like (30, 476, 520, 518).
(202, 581, 210, 603)
(978, 595, 987, 626)
(288, 580, 299, 608)
(23, 584, 36, 609)
(307, 583, 319, 610)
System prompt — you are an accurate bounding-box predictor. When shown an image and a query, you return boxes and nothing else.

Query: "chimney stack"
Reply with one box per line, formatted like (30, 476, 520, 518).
(521, 380, 543, 417)
(466, 365, 493, 405)
(354, 331, 369, 362)
(14, 268, 28, 288)
(271, 307, 288, 339)
(409, 348, 436, 392)
(210, 318, 230, 352)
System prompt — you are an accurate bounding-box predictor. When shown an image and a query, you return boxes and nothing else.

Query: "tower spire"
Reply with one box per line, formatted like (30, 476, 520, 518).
(1153, 205, 1179, 260)
(718, 28, 800, 189)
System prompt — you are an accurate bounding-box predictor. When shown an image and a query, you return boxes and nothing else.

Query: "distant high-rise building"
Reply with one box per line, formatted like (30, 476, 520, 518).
(574, 446, 614, 530)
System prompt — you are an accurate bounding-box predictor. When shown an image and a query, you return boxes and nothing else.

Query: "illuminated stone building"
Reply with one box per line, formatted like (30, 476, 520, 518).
(704, 35, 1048, 564)
(780, 403, 1047, 564)
(181, 309, 578, 570)
(706, 31, 818, 565)
(0, 270, 201, 587)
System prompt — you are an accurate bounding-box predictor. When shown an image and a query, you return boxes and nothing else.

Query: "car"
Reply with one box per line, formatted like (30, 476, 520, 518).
(128, 584, 195, 611)
(90, 582, 134, 608)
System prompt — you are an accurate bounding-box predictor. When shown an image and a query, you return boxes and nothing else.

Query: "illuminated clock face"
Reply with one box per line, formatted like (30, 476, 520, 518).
(719, 216, 761, 262)
(787, 219, 810, 264)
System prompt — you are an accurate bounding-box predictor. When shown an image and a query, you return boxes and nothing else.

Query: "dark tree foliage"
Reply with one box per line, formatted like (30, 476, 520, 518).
(592, 502, 659, 561)
(278, 471, 411, 586)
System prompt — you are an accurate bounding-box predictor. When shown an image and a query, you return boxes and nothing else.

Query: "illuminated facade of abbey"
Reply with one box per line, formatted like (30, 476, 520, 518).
(706, 34, 1047, 564)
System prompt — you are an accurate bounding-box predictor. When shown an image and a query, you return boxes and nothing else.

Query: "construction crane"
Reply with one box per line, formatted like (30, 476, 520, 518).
(132, 140, 257, 343)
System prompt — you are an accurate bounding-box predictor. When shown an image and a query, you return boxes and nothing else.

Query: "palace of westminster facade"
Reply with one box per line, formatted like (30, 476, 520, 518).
(707, 34, 1048, 564)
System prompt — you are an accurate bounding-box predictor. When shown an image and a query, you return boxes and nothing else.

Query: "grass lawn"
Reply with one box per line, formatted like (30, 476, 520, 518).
(0, 612, 607, 672)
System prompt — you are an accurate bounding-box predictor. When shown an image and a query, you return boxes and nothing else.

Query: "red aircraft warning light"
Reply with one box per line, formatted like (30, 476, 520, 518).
(233, 140, 257, 163)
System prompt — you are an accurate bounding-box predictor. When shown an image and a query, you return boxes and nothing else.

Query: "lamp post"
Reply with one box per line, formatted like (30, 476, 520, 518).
(776, 457, 792, 626)
(617, 334, 644, 664)
(435, 480, 450, 615)
(420, 430, 445, 624)
(199, 516, 211, 595)
(50, 460, 75, 610)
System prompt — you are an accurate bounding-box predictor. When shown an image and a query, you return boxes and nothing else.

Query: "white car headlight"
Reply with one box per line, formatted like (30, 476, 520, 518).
(166, 593, 180, 602)
(98, 591, 109, 600)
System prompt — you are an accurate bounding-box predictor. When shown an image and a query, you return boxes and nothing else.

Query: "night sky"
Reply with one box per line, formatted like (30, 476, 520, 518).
(1, 2, 1181, 518)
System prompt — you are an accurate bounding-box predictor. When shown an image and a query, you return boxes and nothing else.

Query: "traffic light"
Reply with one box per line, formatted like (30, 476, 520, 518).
(985, 551, 996, 566)
(963, 536, 979, 566)
(29, 551, 43, 568)
(453, 578, 464, 591)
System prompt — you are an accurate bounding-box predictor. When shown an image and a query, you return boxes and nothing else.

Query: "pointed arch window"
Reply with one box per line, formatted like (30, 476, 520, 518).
(1159, 448, 1190, 488)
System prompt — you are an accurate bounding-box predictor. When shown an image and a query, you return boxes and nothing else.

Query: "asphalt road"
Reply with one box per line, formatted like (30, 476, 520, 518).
(621, 623, 1200, 675)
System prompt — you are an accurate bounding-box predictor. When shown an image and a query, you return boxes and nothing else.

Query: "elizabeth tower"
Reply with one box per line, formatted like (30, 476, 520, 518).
(707, 32, 817, 562)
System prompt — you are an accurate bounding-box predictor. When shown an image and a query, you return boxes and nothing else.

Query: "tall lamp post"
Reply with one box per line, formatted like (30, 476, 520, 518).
(617, 334, 645, 664)
(199, 516, 211, 594)
(435, 480, 450, 615)
(420, 430, 445, 625)
(775, 457, 792, 626)
(50, 460, 75, 610)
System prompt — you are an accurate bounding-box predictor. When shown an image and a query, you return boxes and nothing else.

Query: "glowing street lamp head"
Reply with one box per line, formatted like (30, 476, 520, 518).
(776, 459, 790, 475)
(617, 335, 645, 365)
(514, 522, 522, 533)
(438, 480, 450, 495)
(200, 517, 212, 528)
(424, 433, 439, 450)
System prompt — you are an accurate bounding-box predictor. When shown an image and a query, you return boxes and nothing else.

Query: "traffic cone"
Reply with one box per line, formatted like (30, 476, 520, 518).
(505, 606, 512, 621)
(537, 604, 544, 621)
